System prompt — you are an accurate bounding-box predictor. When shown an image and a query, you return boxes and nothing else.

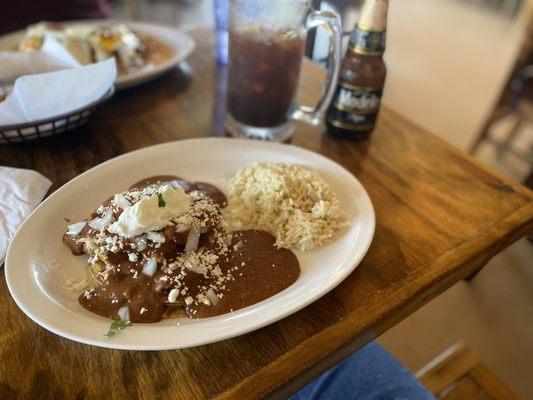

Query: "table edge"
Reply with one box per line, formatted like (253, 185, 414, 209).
(215, 201, 533, 399)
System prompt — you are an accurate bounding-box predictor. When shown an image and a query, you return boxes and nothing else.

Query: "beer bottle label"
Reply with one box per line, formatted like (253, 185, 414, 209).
(327, 83, 382, 131)
(349, 25, 386, 55)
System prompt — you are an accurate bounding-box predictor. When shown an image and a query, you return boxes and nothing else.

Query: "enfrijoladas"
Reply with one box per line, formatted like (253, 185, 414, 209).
(63, 175, 299, 323)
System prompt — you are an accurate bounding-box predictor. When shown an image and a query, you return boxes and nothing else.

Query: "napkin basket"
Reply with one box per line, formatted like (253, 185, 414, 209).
(0, 86, 114, 144)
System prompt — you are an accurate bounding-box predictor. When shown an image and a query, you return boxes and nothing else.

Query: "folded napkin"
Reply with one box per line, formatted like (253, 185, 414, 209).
(0, 166, 52, 265)
(0, 34, 80, 83)
(0, 58, 116, 126)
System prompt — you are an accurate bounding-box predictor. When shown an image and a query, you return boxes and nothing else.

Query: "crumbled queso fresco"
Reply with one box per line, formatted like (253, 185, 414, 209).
(66, 183, 237, 318)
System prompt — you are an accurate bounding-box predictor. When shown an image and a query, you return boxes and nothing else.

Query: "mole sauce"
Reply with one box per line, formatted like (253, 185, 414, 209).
(65, 176, 300, 323)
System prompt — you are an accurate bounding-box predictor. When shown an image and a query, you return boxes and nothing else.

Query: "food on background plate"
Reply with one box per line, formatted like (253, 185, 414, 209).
(0, 85, 10, 102)
(18, 21, 173, 75)
(0, 84, 12, 102)
(224, 163, 350, 251)
(62, 164, 349, 331)
(17, 22, 63, 51)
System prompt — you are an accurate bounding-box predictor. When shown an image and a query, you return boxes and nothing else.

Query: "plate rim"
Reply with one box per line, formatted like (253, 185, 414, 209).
(4, 138, 375, 350)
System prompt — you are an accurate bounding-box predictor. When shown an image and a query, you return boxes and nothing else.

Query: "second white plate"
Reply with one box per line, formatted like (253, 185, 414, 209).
(0, 20, 196, 89)
(5, 138, 375, 350)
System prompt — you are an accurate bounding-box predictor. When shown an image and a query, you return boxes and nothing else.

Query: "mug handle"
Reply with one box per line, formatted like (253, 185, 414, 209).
(292, 10, 342, 126)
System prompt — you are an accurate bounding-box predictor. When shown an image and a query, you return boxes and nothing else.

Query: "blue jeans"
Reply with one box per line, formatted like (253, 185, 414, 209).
(290, 342, 434, 400)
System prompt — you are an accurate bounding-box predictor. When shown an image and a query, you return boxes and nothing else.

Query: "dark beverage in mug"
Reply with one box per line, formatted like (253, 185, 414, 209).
(227, 29, 305, 127)
(225, 0, 342, 142)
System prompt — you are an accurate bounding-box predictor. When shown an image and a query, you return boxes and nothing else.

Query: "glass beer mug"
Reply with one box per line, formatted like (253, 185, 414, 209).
(225, 0, 342, 142)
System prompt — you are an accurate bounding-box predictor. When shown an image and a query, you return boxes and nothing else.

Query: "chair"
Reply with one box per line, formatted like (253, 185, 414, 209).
(469, 5, 533, 183)
(416, 343, 519, 400)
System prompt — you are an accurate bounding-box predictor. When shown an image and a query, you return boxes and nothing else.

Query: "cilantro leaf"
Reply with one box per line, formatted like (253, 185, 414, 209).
(157, 192, 166, 207)
(105, 315, 132, 338)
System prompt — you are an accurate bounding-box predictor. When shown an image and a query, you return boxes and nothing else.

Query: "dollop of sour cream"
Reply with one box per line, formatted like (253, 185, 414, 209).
(107, 185, 191, 238)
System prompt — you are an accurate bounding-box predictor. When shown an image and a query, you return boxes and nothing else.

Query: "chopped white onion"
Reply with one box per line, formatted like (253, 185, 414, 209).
(142, 257, 157, 276)
(117, 306, 130, 322)
(89, 210, 114, 231)
(146, 231, 165, 244)
(66, 221, 86, 236)
(206, 288, 219, 305)
(184, 223, 201, 253)
(167, 288, 179, 303)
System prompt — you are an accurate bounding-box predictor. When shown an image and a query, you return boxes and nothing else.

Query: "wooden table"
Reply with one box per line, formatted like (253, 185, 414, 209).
(1, 29, 532, 400)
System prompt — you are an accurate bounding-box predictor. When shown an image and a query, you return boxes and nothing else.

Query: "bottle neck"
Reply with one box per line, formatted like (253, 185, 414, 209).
(350, 0, 388, 56)
(348, 24, 386, 56)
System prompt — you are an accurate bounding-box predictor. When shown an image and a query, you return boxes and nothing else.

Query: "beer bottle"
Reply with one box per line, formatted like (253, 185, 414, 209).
(326, 0, 389, 140)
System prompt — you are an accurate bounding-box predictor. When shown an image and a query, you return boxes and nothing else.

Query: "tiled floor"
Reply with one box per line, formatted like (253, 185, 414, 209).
(113, 0, 533, 397)
(379, 238, 533, 399)
(384, 0, 532, 180)
(384, 0, 528, 150)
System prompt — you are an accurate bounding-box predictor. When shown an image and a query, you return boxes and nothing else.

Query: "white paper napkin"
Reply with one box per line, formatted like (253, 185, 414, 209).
(0, 166, 52, 265)
(0, 34, 81, 83)
(0, 57, 116, 125)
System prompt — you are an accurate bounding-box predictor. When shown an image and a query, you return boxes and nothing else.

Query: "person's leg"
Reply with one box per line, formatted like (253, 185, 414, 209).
(290, 342, 434, 400)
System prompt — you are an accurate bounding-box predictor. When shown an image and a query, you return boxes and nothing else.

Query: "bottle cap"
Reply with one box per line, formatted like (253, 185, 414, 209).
(358, 0, 389, 32)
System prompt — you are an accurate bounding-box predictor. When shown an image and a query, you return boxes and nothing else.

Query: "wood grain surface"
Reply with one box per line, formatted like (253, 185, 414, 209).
(1, 29, 532, 400)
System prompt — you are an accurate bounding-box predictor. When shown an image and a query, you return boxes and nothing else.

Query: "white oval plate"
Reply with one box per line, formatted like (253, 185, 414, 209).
(0, 20, 196, 89)
(5, 138, 375, 350)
